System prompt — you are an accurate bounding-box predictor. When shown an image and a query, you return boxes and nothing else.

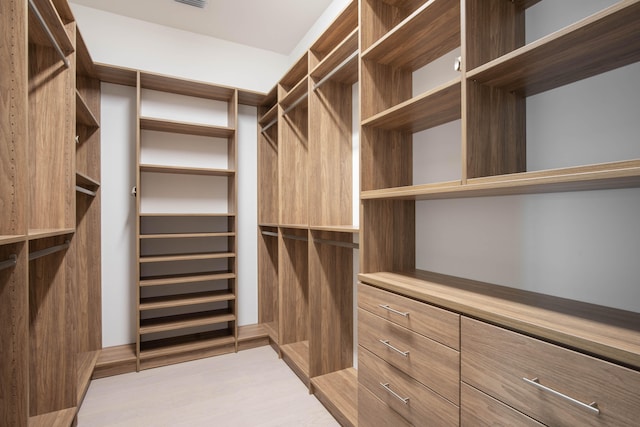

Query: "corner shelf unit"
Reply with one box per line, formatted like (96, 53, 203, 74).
(256, 1, 360, 425)
(135, 72, 240, 370)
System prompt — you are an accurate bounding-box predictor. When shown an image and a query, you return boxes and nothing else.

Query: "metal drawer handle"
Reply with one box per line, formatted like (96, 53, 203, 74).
(380, 382, 410, 404)
(378, 304, 409, 317)
(379, 339, 410, 357)
(522, 377, 600, 415)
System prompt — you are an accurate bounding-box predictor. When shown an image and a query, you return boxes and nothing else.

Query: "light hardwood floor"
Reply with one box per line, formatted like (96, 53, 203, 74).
(78, 346, 339, 426)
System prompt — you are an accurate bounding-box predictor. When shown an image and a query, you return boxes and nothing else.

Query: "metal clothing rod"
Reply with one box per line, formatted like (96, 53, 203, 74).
(0, 255, 18, 272)
(29, 240, 70, 261)
(76, 185, 97, 197)
(282, 93, 308, 116)
(282, 233, 308, 242)
(261, 231, 278, 237)
(313, 50, 359, 91)
(260, 118, 278, 134)
(313, 237, 359, 250)
(28, 0, 70, 68)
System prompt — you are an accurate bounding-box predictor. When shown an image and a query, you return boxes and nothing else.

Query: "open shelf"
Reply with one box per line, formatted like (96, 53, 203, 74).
(139, 117, 235, 138)
(0, 235, 26, 245)
(139, 332, 235, 361)
(311, 368, 358, 427)
(140, 212, 236, 217)
(94, 63, 138, 87)
(140, 71, 236, 101)
(139, 310, 235, 335)
(139, 251, 236, 263)
(359, 269, 640, 369)
(76, 90, 99, 128)
(361, 0, 460, 69)
(140, 290, 235, 311)
(279, 52, 308, 93)
(280, 76, 309, 113)
(76, 30, 94, 77)
(140, 164, 235, 176)
(28, 408, 76, 427)
(27, 0, 74, 56)
(140, 271, 235, 287)
(362, 78, 461, 132)
(310, 29, 358, 86)
(77, 350, 99, 403)
(27, 228, 74, 240)
(467, 0, 640, 97)
(140, 232, 235, 239)
(361, 160, 640, 200)
(259, 103, 278, 127)
(309, 225, 359, 234)
(76, 171, 100, 189)
(279, 224, 309, 230)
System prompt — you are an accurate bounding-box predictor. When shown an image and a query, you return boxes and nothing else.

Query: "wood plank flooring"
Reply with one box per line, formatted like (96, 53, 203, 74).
(78, 346, 339, 426)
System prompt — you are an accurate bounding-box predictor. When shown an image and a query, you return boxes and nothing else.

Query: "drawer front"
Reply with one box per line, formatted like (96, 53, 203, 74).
(461, 382, 544, 427)
(358, 382, 411, 427)
(359, 346, 459, 426)
(461, 317, 640, 427)
(359, 308, 460, 404)
(358, 283, 460, 350)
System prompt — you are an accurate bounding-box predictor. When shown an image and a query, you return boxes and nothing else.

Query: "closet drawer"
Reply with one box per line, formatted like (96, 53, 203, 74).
(359, 308, 460, 405)
(359, 346, 459, 426)
(461, 317, 640, 427)
(461, 382, 544, 427)
(358, 282, 459, 350)
(358, 382, 411, 427)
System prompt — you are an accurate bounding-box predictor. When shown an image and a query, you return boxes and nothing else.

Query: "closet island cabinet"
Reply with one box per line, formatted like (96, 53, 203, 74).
(358, 0, 640, 425)
(1, 0, 102, 425)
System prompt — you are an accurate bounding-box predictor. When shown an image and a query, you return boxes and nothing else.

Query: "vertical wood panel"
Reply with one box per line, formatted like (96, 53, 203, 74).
(278, 229, 309, 344)
(278, 105, 308, 225)
(258, 229, 278, 341)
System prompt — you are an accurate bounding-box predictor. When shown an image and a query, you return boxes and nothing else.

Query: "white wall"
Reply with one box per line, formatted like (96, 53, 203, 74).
(70, 4, 289, 92)
(414, 1, 640, 313)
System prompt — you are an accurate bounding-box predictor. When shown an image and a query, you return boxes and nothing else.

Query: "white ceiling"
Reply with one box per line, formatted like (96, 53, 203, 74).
(70, 0, 334, 55)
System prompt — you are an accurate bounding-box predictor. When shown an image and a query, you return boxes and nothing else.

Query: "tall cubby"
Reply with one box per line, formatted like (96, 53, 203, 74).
(0, 0, 104, 424)
(256, 1, 360, 425)
(135, 72, 240, 370)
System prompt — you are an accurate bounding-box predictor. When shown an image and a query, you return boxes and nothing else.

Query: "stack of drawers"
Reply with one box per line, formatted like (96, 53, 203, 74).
(357, 283, 460, 426)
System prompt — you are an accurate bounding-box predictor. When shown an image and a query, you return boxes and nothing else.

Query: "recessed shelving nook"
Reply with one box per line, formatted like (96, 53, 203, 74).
(358, 0, 640, 425)
(135, 71, 240, 370)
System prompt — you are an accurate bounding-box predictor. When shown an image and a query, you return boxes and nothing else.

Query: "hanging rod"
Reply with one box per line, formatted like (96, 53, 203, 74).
(313, 237, 359, 250)
(261, 231, 279, 237)
(76, 185, 97, 197)
(28, 0, 70, 68)
(29, 240, 70, 261)
(282, 233, 308, 242)
(0, 255, 18, 272)
(313, 50, 359, 91)
(282, 93, 308, 116)
(260, 117, 278, 134)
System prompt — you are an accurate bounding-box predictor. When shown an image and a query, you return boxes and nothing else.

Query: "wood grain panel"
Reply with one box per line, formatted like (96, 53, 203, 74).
(461, 383, 544, 427)
(281, 340, 310, 386)
(278, 229, 309, 344)
(1, 0, 28, 238)
(278, 103, 308, 225)
(358, 308, 460, 404)
(309, 81, 352, 226)
(279, 53, 308, 92)
(462, 317, 640, 427)
(360, 199, 414, 273)
(139, 117, 234, 138)
(309, 0, 357, 68)
(360, 0, 421, 52)
(464, 0, 524, 70)
(0, 243, 28, 427)
(29, 236, 75, 416)
(359, 347, 459, 426)
(360, 60, 411, 120)
(309, 231, 353, 377)
(93, 344, 137, 379)
(359, 270, 640, 369)
(465, 80, 525, 179)
(258, 124, 279, 223)
(139, 72, 235, 101)
(358, 282, 459, 350)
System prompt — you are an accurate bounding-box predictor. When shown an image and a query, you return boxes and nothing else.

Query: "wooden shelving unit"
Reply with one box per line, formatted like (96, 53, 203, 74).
(136, 72, 240, 370)
(311, 368, 358, 427)
(358, 0, 640, 425)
